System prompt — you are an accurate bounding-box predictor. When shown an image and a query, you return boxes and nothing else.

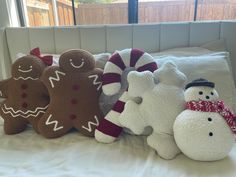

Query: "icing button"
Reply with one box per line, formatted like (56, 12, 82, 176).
(71, 98, 77, 105)
(70, 114, 77, 120)
(21, 84, 28, 90)
(21, 93, 27, 98)
(22, 102, 28, 108)
(72, 84, 79, 91)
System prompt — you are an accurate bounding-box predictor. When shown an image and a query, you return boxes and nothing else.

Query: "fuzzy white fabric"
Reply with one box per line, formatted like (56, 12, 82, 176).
(0, 117, 236, 177)
(119, 61, 187, 160)
(174, 110, 235, 161)
(174, 86, 235, 161)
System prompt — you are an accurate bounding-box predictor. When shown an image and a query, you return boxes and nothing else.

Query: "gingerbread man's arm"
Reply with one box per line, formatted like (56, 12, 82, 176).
(88, 68, 103, 92)
(41, 66, 66, 89)
(0, 78, 10, 98)
(127, 71, 155, 98)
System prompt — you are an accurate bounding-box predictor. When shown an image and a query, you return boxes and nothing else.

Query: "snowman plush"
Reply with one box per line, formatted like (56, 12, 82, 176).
(174, 78, 236, 161)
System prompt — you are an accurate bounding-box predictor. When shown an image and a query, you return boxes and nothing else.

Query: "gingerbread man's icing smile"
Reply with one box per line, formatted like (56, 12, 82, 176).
(70, 58, 85, 69)
(18, 65, 33, 73)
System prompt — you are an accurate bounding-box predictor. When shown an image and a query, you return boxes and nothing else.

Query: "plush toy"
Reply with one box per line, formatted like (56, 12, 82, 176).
(37, 49, 104, 138)
(95, 48, 158, 143)
(119, 61, 187, 159)
(174, 79, 236, 161)
(0, 48, 52, 134)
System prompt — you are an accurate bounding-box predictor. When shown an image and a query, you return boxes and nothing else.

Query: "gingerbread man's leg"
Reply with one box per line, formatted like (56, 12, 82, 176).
(3, 117, 28, 135)
(38, 111, 72, 138)
(74, 106, 103, 137)
(29, 116, 41, 134)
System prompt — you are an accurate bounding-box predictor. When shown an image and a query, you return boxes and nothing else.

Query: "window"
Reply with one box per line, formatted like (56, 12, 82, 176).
(196, 0, 236, 21)
(139, 0, 195, 23)
(75, 0, 128, 25)
(19, 0, 236, 26)
(23, 0, 74, 26)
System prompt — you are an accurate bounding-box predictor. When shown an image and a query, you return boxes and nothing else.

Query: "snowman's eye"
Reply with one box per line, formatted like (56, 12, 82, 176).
(211, 92, 214, 95)
(209, 132, 213, 136)
(199, 91, 203, 95)
(208, 117, 212, 121)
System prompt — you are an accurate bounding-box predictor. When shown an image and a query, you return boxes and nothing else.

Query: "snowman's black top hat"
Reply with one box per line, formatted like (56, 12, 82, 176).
(185, 78, 215, 89)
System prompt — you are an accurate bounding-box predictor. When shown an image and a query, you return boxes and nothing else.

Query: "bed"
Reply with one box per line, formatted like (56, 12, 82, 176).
(0, 21, 236, 177)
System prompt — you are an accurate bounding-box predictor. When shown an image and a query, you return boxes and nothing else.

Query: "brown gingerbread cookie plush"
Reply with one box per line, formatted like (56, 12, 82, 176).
(0, 48, 52, 134)
(38, 49, 104, 138)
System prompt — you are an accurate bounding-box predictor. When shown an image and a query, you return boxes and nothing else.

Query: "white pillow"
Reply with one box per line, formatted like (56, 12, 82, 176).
(154, 53, 236, 112)
(151, 39, 227, 57)
(150, 47, 214, 58)
(95, 45, 228, 70)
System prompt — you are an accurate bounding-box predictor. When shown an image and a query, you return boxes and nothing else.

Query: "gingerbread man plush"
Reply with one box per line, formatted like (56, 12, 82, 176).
(38, 49, 104, 138)
(0, 48, 52, 134)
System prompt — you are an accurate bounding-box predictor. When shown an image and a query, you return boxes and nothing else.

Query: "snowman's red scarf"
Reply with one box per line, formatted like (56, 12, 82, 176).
(186, 100, 236, 134)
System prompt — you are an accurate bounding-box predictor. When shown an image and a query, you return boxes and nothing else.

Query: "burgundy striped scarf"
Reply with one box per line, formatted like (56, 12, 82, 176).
(186, 100, 236, 134)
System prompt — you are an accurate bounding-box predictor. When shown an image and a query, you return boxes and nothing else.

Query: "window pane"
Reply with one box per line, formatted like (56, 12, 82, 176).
(197, 0, 236, 20)
(25, 0, 74, 26)
(75, 0, 128, 25)
(139, 0, 195, 23)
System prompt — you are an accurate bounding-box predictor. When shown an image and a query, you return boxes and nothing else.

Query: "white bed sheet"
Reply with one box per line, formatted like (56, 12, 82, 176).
(0, 119, 235, 177)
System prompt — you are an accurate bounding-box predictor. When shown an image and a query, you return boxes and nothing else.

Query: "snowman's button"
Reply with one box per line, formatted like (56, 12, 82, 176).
(209, 132, 213, 136)
(208, 117, 212, 121)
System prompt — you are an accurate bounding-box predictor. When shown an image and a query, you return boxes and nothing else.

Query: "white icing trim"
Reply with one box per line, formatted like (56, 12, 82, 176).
(49, 70, 66, 88)
(1, 104, 48, 119)
(82, 115, 99, 132)
(1, 108, 46, 118)
(88, 74, 102, 91)
(70, 59, 85, 69)
(18, 65, 33, 73)
(13, 77, 39, 80)
(3, 104, 48, 115)
(45, 114, 64, 132)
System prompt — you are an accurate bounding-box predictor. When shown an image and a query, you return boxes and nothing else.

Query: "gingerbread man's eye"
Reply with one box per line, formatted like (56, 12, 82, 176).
(70, 59, 73, 62)
(18, 65, 21, 68)
(30, 65, 32, 69)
